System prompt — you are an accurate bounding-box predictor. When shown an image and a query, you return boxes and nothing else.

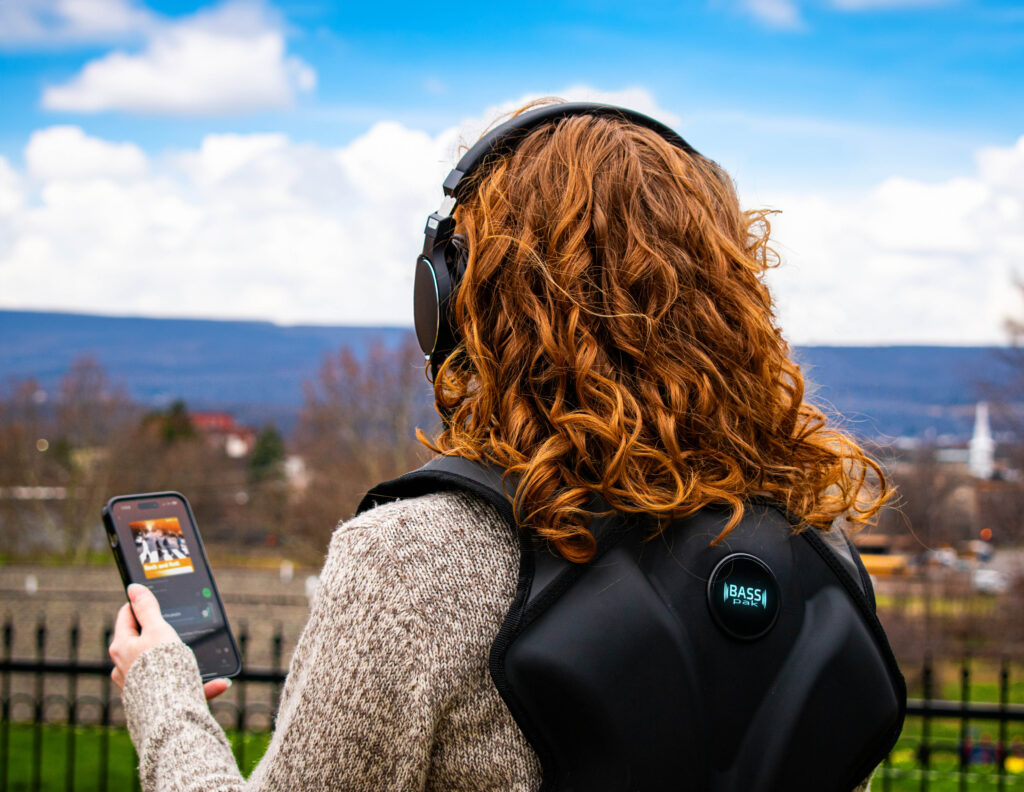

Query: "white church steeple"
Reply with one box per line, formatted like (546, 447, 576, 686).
(969, 401, 995, 479)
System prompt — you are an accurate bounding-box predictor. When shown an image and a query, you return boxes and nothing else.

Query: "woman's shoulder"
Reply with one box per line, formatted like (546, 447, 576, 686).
(322, 490, 522, 625)
(336, 489, 517, 557)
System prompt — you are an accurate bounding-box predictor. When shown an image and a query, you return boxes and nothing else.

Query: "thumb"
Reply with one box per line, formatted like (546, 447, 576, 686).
(127, 584, 163, 629)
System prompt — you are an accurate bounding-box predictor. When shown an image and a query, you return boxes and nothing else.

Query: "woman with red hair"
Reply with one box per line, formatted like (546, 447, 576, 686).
(109, 101, 898, 792)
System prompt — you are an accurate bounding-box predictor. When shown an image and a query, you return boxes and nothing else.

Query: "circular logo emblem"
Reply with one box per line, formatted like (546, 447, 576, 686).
(706, 553, 780, 641)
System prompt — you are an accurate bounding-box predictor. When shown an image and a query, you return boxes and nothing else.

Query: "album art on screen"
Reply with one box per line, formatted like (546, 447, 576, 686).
(129, 517, 195, 579)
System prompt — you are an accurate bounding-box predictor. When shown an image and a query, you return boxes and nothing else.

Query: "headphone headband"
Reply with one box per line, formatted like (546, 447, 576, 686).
(442, 102, 698, 204)
(414, 101, 699, 377)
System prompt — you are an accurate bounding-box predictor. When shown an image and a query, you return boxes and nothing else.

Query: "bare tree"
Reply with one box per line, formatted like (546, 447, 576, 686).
(0, 359, 141, 559)
(289, 333, 437, 558)
(0, 359, 245, 560)
(0, 378, 60, 553)
(876, 446, 975, 660)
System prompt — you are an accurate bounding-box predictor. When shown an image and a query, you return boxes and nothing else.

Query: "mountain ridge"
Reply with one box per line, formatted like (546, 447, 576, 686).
(1, 310, 1015, 440)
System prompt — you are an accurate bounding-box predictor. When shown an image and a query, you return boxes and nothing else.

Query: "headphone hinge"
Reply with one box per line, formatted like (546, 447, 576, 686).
(422, 212, 456, 256)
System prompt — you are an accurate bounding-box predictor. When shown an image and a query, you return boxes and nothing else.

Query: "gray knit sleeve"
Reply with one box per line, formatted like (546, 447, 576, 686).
(122, 515, 435, 792)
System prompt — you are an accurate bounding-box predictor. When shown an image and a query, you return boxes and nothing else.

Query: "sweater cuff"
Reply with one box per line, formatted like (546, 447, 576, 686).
(123, 641, 207, 751)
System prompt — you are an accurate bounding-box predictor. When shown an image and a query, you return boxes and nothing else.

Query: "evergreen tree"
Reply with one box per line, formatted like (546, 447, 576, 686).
(161, 400, 195, 444)
(249, 424, 285, 482)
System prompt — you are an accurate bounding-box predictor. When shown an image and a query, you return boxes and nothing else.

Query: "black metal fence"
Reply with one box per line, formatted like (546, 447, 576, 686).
(0, 613, 287, 792)
(2, 614, 1024, 791)
(885, 655, 1024, 792)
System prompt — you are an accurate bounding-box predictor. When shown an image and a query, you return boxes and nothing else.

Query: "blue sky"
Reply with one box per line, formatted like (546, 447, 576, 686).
(0, 0, 1022, 343)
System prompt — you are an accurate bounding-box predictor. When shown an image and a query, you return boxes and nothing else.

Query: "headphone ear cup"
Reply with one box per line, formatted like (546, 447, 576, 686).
(414, 255, 442, 356)
(432, 240, 460, 362)
(414, 239, 460, 366)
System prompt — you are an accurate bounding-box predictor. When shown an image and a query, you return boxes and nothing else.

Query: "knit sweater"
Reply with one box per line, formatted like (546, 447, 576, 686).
(124, 491, 541, 791)
(122, 490, 875, 791)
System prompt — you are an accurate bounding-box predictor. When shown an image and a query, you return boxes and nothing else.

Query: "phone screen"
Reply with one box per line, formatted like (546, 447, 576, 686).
(105, 493, 241, 679)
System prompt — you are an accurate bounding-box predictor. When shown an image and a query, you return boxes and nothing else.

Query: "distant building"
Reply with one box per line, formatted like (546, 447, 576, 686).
(969, 402, 995, 480)
(190, 411, 255, 458)
(284, 455, 309, 491)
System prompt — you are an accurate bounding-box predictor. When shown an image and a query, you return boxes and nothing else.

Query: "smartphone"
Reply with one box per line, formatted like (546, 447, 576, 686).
(102, 491, 242, 681)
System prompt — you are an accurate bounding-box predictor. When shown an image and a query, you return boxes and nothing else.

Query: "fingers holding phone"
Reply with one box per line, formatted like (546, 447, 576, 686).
(108, 585, 232, 699)
(108, 584, 181, 688)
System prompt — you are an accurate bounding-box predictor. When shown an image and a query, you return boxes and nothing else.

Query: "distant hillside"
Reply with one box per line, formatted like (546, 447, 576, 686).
(791, 346, 1015, 440)
(1, 310, 1017, 439)
(0, 311, 410, 430)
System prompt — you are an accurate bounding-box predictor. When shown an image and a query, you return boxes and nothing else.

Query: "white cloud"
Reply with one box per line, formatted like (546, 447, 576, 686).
(1, 94, 1021, 345)
(743, 0, 805, 29)
(173, 132, 290, 187)
(977, 136, 1024, 192)
(41, 1, 315, 115)
(762, 135, 1024, 344)
(731, 0, 947, 29)
(26, 126, 148, 181)
(0, 0, 155, 46)
(0, 122, 447, 326)
(0, 158, 24, 216)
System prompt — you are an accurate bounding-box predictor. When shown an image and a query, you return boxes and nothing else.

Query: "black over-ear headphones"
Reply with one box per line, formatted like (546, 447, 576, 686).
(413, 101, 700, 378)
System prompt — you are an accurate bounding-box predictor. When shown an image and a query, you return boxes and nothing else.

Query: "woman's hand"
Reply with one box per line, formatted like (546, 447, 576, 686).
(109, 583, 231, 701)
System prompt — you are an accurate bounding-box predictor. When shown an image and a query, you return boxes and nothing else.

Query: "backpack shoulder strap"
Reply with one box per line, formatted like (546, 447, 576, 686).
(357, 455, 518, 527)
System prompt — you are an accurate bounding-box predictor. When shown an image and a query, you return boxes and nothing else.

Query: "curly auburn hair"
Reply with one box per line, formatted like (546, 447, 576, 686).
(421, 102, 890, 563)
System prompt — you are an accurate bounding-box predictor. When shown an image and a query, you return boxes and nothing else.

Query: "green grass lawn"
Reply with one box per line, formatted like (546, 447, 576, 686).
(3, 718, 1024, 791)
(0, 723, 270, 791)
(877, 768, 1024, 790)
(870, 714, 1024, 792)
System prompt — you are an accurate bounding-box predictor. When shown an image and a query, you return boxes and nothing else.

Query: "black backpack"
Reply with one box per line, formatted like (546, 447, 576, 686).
(359, 455, 906, 792)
